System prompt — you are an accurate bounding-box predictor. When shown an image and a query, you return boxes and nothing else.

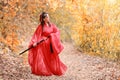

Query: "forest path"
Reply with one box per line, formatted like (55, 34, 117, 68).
(0, 42, 120, 80)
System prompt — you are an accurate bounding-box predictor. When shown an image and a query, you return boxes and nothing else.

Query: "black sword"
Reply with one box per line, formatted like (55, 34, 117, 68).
(19, 39, 44, 55)
(19, 36, 50, 55)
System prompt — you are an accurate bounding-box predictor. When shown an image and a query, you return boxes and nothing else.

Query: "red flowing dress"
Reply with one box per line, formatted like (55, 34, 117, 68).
(28, 23, 67, 76)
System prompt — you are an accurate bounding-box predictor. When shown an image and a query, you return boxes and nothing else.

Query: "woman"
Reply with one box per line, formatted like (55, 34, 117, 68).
(28, 12, 67, 76)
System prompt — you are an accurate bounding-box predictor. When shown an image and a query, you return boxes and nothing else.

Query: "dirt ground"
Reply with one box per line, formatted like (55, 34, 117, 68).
(0, 42, 120, 80)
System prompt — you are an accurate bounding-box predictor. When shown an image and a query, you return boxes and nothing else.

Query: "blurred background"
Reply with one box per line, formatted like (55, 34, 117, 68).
(0, 0, 120, 61)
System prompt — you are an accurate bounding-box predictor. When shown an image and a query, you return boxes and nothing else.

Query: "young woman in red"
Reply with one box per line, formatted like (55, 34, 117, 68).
(28, 12, 67, 76)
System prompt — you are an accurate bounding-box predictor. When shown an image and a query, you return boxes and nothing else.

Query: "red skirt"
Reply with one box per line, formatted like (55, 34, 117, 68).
(28, 38, 67, 76)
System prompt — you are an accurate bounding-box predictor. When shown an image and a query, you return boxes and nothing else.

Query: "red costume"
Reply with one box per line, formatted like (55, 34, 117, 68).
(28, 23, 67, 76)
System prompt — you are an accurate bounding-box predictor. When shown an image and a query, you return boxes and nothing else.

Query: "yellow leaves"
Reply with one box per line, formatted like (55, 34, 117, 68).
(9, 8, 16, 17)
(72, 12, 119, 60)
(82, 13, 93, 25)
(5, 32, 19, 52)
(107, 0, 116, 5)
(49, 0, 59, 11)
(80, 26, 120, 59)
(114, 40, 119, 47)
(6, 36, 13, 46)
(0, 23, 20, 52)
(8, 0, 16, 7)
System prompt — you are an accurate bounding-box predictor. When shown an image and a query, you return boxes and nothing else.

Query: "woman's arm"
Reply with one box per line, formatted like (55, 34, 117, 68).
(29, 25, 42, 47)
(50, 24, 60, 36)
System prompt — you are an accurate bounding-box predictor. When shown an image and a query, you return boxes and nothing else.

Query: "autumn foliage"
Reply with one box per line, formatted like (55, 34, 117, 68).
(70, 0, 120, 60)
(0, 0, 120, 60)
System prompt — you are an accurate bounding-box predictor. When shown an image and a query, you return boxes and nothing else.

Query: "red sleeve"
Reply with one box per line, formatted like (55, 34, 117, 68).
(52, 24, 59, 33)
(29, 25, 42, 47)
(50, 24, 64, 54)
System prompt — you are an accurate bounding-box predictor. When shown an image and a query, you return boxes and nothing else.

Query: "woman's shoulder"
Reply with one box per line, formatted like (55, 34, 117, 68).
(34, 24, 42, 32)
(38, 24, 42, 27)
(36, 24, 42, 29)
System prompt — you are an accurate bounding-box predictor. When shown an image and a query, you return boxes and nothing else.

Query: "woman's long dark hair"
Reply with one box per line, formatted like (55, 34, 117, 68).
(39, 12, 51, 31)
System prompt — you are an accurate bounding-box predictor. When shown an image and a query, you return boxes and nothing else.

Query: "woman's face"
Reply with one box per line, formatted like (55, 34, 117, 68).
(43, 14, 50, 23)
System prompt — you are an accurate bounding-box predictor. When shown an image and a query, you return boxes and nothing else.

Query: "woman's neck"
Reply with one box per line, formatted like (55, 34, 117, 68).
(44, 22, 48, 26)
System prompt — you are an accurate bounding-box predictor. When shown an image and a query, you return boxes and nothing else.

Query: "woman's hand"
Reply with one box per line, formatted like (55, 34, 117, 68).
(49, 33, 54, 37)
(43, 37, 48, 40)
(33, 42, 37, 47)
